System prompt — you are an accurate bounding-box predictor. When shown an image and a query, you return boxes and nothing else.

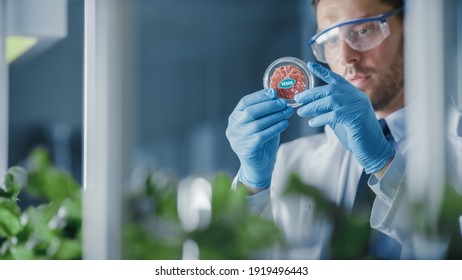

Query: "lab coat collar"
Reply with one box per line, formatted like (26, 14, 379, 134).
(324, 106, 407, 144)
(381, 107, 406, 144)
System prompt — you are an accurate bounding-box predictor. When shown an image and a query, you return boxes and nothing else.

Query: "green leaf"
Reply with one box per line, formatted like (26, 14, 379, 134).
(0, 197, 21, 217)
(0, 167, 27, 200)
(437, 185, 462, 259)
(439, 185, 462, 230)
(24, 148, 80, 203)
(9, 244, 35, 260)
(21, 204, 60, 249)
(122, 224, 183, 260)
(28, 147, 52, 171)
(211, 173, 247, 221)
(54, 239, 82, 260)
(60, 196, 82, 221)
(0, 208, 23, 237)
(329, 215, 371, 259)
(154, 190, 178, 220)
(283, 173, 338, 218)
(27, 168, 80, 202)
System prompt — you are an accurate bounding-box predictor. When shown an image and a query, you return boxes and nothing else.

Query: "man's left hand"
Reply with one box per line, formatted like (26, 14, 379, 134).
(295, 62, 395, 174)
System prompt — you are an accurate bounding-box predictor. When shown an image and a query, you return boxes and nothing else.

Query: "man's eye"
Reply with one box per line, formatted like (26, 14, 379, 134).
(358, 28, 370, 35)
(352, 23, 377, 37)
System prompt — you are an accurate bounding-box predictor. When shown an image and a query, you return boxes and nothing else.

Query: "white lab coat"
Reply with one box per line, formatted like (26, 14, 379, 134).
(245, 107, 462, 259)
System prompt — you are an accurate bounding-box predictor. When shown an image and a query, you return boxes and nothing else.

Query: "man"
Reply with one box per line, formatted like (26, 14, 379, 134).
(226, 0, 438, 259)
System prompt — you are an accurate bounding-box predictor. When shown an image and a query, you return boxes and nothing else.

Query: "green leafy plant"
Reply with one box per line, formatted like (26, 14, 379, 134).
(3, 148, 460, 260)
(0, 148, 82, 260)
(123, 173, 282, 259)
(284, 173, 462, 259)
(283, 174, 371, 259)
(1, 148, 280, 260)
(188, 174, 282, 259)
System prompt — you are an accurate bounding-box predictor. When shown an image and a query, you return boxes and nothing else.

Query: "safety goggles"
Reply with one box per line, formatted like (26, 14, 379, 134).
(308, 7, 404, 63)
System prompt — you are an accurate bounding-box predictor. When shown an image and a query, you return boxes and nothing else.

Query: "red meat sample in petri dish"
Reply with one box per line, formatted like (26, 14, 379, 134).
(263, 57, 314, 107)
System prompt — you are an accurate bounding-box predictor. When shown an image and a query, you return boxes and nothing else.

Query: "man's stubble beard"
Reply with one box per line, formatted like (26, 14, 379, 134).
(368, 39, 405, 111)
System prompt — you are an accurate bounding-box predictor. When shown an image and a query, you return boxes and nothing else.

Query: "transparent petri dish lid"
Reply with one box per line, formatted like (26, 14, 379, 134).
(263, 57, 314, 107)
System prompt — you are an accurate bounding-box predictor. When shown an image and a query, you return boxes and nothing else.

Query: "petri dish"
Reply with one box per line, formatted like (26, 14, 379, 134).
(263, 57, 314, 107)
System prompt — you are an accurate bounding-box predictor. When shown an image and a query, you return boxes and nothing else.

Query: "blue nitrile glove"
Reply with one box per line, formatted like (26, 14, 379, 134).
(226, 88, 294, 188)
(294, 62, 395, 174)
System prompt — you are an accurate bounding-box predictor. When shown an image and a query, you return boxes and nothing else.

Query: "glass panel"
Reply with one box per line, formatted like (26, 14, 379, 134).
(443, 0, 462, 258)
(122, 0, 309, 260)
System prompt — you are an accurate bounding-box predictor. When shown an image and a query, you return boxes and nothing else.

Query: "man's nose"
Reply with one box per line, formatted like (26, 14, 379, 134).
(338, 39, 361, 65)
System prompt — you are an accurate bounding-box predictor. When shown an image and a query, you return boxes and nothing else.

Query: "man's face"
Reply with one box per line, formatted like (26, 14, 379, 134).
(316, 0, 404, 116)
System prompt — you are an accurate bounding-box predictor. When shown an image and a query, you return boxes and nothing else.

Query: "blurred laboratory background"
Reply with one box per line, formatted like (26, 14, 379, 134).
(8, 0, 317, 182)
(3, 0, 462, 260)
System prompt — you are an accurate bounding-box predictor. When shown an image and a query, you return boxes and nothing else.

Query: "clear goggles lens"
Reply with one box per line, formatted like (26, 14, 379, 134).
(309, 7, 403, 63)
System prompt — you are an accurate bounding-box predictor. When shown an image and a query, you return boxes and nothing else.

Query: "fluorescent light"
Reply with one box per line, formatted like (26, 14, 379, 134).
(6, 36, 38, 63)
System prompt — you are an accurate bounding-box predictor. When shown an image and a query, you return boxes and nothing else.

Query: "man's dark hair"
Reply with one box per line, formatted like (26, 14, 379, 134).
(311, 0, 404, 11)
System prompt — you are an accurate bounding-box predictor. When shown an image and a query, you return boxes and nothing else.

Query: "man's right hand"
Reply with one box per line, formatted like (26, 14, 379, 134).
(225, 88, 294, 189)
